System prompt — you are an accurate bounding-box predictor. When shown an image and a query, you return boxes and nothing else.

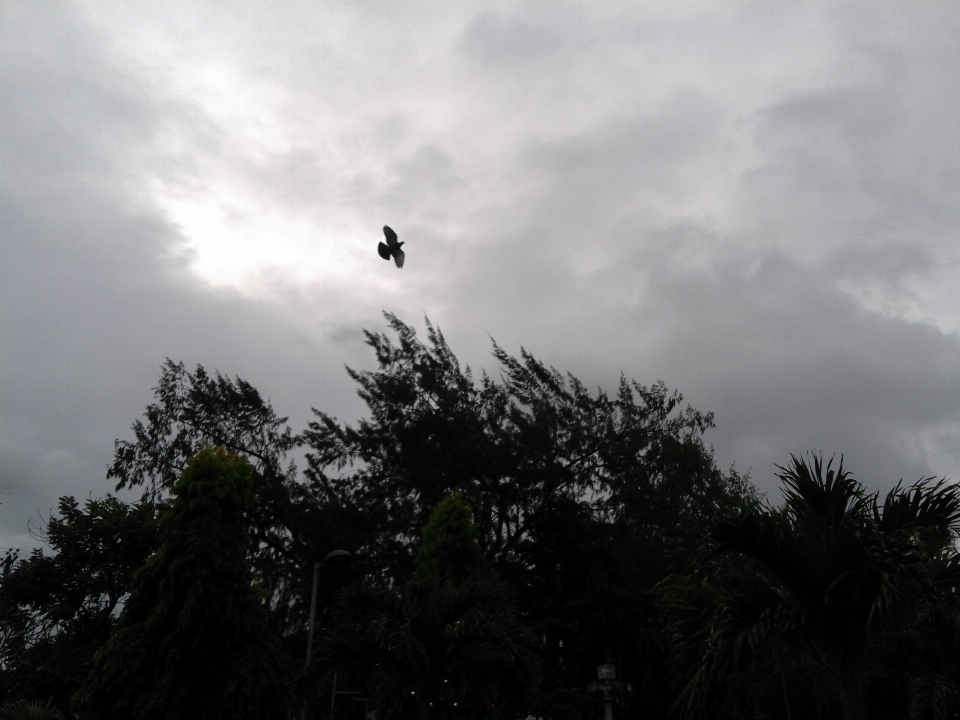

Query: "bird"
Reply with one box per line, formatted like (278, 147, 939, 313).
(377, 225, 405, 268)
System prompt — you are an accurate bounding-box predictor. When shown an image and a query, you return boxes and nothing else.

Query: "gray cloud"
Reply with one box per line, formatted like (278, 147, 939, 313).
(4, 1, 960, 552)
(0, 3, 368, 550)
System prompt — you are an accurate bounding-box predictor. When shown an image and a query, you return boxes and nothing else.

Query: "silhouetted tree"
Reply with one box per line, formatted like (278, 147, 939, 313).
(0, 497, 159, 713)
(105, 359, 348, 642)
(77, 448, 284, 720)
(664, 454, 960, 720)
(0, 698, 64, 720)
(47, 312, 757, 715)
(305, 312, 755, 713)
(327, 492, 537, 719)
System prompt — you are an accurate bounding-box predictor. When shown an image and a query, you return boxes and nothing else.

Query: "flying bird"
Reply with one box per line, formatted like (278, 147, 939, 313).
(378, 225, 405, 268)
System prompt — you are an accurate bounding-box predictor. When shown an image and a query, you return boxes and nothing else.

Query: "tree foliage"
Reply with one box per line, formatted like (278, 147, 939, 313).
(664, 454, 960, 720)
(304, 314, 741, 575)
(77, 448, 285, 720)
(104, 359, 346, 641)
(326, 492, 538, 720)
(108, 361, 297, 496)
(304, 313, 753, 714)
(19, 314, 948, 717)
(0, 497, 159, 713)
(0, 698, 64, 720)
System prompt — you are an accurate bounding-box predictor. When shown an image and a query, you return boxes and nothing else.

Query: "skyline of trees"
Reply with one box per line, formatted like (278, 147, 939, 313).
(2, 312, 957, 718)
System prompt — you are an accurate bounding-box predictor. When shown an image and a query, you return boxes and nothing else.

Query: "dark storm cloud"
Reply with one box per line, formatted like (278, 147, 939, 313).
(444, 159, 960, 496)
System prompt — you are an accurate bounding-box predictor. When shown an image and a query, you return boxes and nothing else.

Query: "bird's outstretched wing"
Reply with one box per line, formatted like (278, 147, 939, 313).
(383, 225, 398, 248)
(393, 248, 405, 268)
(377, 242, 392, 261)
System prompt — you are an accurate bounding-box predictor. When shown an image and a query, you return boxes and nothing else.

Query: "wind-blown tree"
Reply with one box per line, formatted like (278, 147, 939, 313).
(106, 360, 345, 639)
(664, 454, 960, 720)
(0, 497, 159, 713)
(305, 312, 755, 713)
(326, 492, 538, 719)
(101, 313, 755, 711)
(305, 313, 741, 573)
(77, 448, 285, 720)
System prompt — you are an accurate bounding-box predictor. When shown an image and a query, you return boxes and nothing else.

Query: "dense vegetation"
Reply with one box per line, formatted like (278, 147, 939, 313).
(2, 313, 958, 719)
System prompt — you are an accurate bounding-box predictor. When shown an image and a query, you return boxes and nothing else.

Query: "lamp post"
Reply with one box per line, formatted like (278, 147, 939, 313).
(587, 663, 619, 720)
(304, 549, 353, 670)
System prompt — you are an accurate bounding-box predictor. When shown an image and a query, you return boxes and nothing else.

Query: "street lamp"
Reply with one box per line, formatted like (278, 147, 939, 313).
(588, 664, 620, 720)
(304, 549, 353, 670)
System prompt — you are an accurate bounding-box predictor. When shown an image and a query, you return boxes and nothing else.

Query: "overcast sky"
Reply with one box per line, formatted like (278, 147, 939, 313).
(4, 2, 960, 552)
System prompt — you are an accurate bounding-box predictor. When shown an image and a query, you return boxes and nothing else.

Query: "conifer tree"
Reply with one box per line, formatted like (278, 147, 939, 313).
(77, 448, 284, 719)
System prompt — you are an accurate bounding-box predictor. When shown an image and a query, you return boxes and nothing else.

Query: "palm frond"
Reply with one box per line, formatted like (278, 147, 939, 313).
(878, 478, 960, 542)
(0, 699, 64, 720)
(777, 454, 868, 530)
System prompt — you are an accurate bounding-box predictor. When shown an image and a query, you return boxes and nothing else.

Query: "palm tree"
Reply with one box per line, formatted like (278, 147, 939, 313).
(664, 454, 960, 720)
(0, 699, 64, 720)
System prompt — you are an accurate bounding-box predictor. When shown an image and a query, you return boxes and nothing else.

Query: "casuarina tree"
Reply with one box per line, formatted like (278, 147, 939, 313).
(98, 313, 755, 714)
(305, 312, 754, 713)
(106, 359, 340, 640)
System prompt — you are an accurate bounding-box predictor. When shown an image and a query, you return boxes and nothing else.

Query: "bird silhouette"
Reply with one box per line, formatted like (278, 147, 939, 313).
(378, 225, 405, 268)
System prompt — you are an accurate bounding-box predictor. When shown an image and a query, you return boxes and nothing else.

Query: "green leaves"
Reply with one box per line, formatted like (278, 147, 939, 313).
(327, 493, 537, 720)
(0, 497, 160, 713)
(301, 312, 749, 715)
(413, 492, 489, 588)
(778, 454, 868, 530)
(1, 313, 757, 716)
(109, 360, 297, 497)
(77, 449, 285, 720)
(304, 313, 739, 579)
(0, 698, 64, 720)
(876, 478, 960, 543)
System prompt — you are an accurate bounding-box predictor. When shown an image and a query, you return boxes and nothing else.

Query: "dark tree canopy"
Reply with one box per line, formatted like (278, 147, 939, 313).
(327, 492, 538, 720)
(302, 312, 755, 714)
(77, 448, 285, 720)
(304, 313, 748, 576)
(2, 312, 770, 717)
(103, 360, 336, 639)
(109, 360, 297, 496)
(0, 497, 159, 714)
(663, 454, 960, 720)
